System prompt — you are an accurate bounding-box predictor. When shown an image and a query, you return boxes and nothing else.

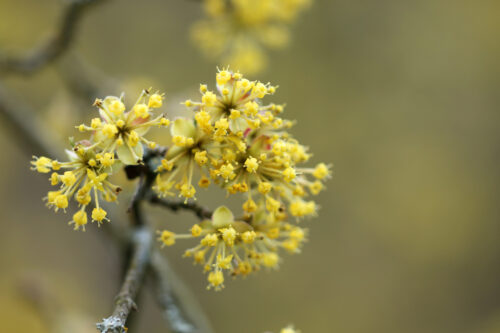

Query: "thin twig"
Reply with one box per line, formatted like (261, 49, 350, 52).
(127, 147, 167, 223)
(128, 174, 147, 226)
(96, 226, 153, 333)
(149, 251, 215, 333)
(149, 195, 213, 220)
(0, 0, 104, 76)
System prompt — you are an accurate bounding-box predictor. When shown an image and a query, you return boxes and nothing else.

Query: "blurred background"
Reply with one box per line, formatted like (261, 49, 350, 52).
(1, 0, 500, 332)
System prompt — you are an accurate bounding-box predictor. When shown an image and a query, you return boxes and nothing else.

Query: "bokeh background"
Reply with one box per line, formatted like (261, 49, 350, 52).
(1, 0, 500, 332)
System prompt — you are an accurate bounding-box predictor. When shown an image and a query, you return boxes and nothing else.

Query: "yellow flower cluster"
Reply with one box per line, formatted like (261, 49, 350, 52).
(191, 0, 312, 74)
(156, 69, 330, 217)
(157, 69, 330, 290)
(31, 69, 329, 290)
(31, 90, 170, 230)
(159, 205, 307, 290)
(78, 90, 169, 165)
(279, 326, 300, 333)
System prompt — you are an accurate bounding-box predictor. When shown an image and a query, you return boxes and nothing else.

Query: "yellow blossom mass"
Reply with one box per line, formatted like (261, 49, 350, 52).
(191, 0, 312, 74)
(159, 205, 308, 290)
(152, 69, 330, 289)
(32, 69, 330, 292)
(31, 89, 169, 231)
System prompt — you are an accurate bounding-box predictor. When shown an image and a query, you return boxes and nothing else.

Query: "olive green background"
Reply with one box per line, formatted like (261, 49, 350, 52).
(1, 0, 500, 332)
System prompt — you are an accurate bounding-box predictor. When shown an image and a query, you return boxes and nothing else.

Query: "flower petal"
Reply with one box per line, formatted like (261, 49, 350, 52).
(212, 205, 234, 228)
(116, 143, 143, 165)
(171, 118, 196, 138)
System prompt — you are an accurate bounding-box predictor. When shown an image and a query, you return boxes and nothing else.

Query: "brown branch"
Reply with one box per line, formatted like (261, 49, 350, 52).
(148, 195, 213, 220)
(0, 0, 104, 76)
(96, 226, 153, 333)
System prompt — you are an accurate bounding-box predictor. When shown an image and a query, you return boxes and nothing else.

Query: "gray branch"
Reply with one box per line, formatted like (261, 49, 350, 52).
(0, 0, 104, 76)
(150, 251, 214, 333)
(96, 226, 153, 333)
(0, 81, 214, 332)
(0, 1, 215, 325)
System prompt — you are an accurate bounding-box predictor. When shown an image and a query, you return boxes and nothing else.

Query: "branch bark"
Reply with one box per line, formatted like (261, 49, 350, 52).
(0, 2, 215, 326)
(0, 81, 214, 332)
(0, 0, 104, 76)
(96, 226, 153, 333)
(148, 195, 213, 220)
(149, 251, 215, 333)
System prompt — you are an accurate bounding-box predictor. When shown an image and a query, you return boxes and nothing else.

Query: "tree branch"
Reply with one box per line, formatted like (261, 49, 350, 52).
(149, 251, 215, 333)
(0, 0, 104, 76)
(0, 3, 215, 324)
(0, 79, 214, 332)
(0, 83, 63, 159)
(148, 195, 213, 220)
(56, 52, 122, 104)
(96, 226, 153, 333)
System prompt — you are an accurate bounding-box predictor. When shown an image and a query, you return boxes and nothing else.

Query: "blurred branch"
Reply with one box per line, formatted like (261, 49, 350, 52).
(96, 226, 153, 333)
(149, 251, 214, 333)
(0, 0, 105, 76)
(56, 53, 122, 103)
(0, 79, 214, 332)
(98, 153, 211, 332)
(0, 0, 214, 324)
(126, 152, 212, 332)
(148, 195, 213, 220)
(0, 83, 63, 159)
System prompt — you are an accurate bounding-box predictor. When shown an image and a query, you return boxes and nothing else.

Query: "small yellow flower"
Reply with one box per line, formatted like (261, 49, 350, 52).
(54, 194, 68, 210)
(243, 198, 257, 213)
(282, 167, 296, 182)
(258, 182, 272, 194)
(133, 103, 149, 119)
(180, 183, 196, 199)
(109, 99, 125, 115)
(202, 91, 217, 106)
(31, 156, 53, 173)
(262, 252, 279, 268)
(50, 172, 59, 186)
(159, 230, 176, 247)
(241, 230, 256, 244)
(216, 70, 231, 85)
(91, 207, 108, 225)
(201, 234, 218, 247)
(194, 151, 208, 165)
(70, 210, 88, 231)
(102, 124, 117, 139)
(198, 176, 211, 188)
(148, 93, 164, 108)
(207, 270, 224, 290)
(313, 163, 330, 179)
(220, 226, 237, 246)
(244, 156, 259, 173)
(191, 224, 203, 237)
